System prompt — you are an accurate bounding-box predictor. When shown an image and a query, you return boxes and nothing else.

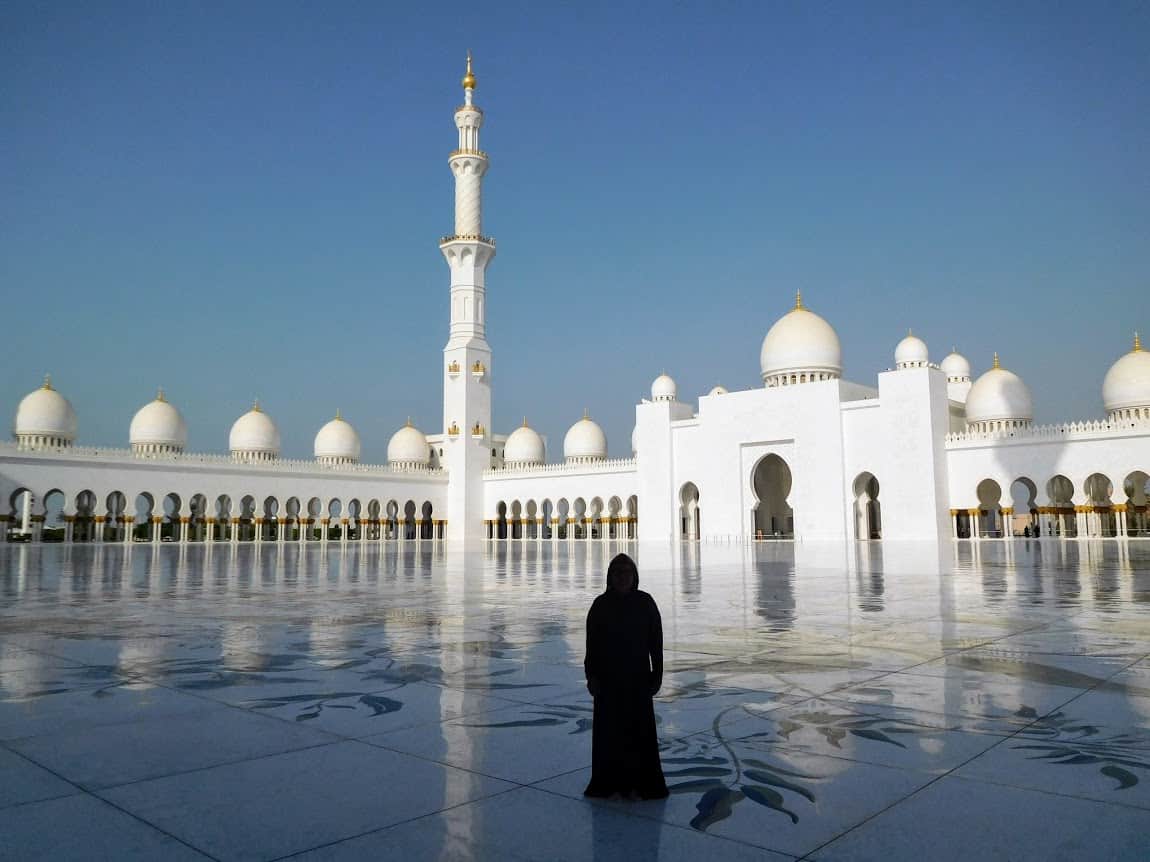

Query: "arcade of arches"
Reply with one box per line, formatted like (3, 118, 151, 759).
(951, 470, 1150, 539)
(487, 496, 638, 541)
(3, 489, 445, 544)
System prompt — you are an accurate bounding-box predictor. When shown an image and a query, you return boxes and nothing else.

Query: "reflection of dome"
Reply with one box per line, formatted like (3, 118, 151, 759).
(940, 349, 971, 381)
(760, 292, 842, 386)
(965, 355, 1033, 432)
(707, 384, 728, 396)
(314, 411, 361, 464)
(894, 332, 929, 369)
(14, 376, 77, 449)
(651, 373, 677, 402)
(229, 402, 280, 461)
(130, 389, 187, 455)
(504, 419, 545, 467)
(564, 413, 607, 462)
(1103, 334, 1150, 421)
(388, 419, 430, 468)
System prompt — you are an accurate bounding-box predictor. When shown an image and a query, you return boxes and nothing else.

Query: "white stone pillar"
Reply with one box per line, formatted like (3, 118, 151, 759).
(968, 509, 980, 539)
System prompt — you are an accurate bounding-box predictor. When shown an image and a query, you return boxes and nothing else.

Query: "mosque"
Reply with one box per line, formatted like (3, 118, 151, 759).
(3, 58, 1149, 547)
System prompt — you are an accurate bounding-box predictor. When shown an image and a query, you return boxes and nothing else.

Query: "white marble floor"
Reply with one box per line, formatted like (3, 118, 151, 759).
(1, 539, 1149, 860)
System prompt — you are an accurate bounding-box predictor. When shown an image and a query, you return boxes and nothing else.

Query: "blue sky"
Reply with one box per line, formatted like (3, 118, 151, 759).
(3, 1, 1148, 461)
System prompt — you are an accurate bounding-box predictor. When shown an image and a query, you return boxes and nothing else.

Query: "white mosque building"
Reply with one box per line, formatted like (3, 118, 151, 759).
(3, 58, 1149, 546)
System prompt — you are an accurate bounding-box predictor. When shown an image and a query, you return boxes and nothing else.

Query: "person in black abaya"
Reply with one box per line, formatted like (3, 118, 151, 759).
(583, 552, 669, 799)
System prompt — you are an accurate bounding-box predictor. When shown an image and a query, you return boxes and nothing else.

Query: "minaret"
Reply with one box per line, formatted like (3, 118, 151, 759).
(441, 52, 495, 542)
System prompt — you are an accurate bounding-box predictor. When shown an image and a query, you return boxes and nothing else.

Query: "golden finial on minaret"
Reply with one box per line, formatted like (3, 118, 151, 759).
(405, 416, 413, 427)
(156, 386, 166, 402)
(522, 416, 529, 428)
(462, 50, 476, 90)
(1135, 331, 1143, 352)
(992, 352, 1001, 370)
(583, 408, 590, 420)
(41, 373, 53, 390)
(252, 398, 261, 412)
(794, 290, 804, 310)
(907, 328, 913, 337)
(335, 408, 342, 420)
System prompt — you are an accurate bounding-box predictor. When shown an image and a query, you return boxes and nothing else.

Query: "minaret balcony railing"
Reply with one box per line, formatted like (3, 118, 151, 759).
(449, 148, 488, 159)
(440, 234, 496, 247)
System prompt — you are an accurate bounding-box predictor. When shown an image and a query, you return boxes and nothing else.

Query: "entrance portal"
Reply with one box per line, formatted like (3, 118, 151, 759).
(751, 454, 793, 539)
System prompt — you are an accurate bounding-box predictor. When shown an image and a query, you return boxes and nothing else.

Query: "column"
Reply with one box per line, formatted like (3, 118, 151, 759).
(20, 490, 33, 535)
(341, 518, 349, 544)
(1116, 506, 1128, 538)
(949, 509, 959, 539)
(123, 515, 134, 543)
(1001, 507, 1014, 539)
(64, 516, 74, 543)
(255, 518, 264, 543)
(968, 509, 981, 539)
(1075, 508, 1088, 538)
(231, 518, 240, 544)
(178, 517, 188, 543)
(94, 515, 105, 542)
(320, 518, 329, 543)
(397, 519, 406, 545)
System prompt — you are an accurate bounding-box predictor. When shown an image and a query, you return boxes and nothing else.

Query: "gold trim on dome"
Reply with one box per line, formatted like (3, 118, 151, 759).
(41, 373, 53, 391)
(992, 352, 1001, 370)
(794, 290, 804, 310)
(449, 148, 488, 159)
(252, 399, 262, 412)
(156, 386, 166, 402)
(462, 50, 476, 90)
(1135, 331, 1143, 352)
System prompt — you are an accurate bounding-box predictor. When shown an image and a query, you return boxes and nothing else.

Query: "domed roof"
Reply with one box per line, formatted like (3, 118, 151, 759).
(314, 410, 361, 462)
(1103, 333, 1150, 414)
(387, 419, 430, 466)
(760, 292, 842, 380)
(229, 402, 280, 455)
(651, 373, 677, 402)
(564, 412, 607, 461)
(707, 384, 728, 396)
(940, 349, 971, 380)
(504, 419, 545, 465)
(894, 331, 929, 368)
(130, 389, 187, 448)
(14, 376, 77, 441)
(965, 355, 1033, 425)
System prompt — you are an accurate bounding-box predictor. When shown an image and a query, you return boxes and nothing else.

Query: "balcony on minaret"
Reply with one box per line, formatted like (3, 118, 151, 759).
(447, 360, 460, 377)
(440, 233, 496, 247)
(471, 361, 486, 380)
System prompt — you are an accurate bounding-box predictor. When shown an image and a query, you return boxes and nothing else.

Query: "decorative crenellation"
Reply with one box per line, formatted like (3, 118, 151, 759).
(484, 457, 638, 479)
(947, 415, 1150, 445)
(440, 234, 495, 247)
(0, 440, 447, 478)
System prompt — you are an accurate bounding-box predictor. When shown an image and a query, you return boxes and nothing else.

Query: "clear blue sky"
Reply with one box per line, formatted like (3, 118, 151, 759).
(3, 1, 1148, 461)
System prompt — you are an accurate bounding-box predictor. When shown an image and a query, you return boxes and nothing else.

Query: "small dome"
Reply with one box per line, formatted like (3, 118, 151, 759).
(707, 384, 728, 396)
(965, 355, 1033, 429)
(387, 419, 430, 467)
(894, 331, 929, 369)
(314, 411, 361, 464)
(940, 349, 971, 381)
(760, 292, 842, 385)
(130, 389, 187, 453)
(229, 402, 280, 460)
(13, 376, 77, 448)
(564, 413, 607, 462)
(1103, 333, 1150, 417)
(651, 373, 677, 402)
(504, 419, 545, 466)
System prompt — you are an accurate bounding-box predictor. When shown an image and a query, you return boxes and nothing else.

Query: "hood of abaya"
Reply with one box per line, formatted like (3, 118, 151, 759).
(606, 553, 639, 592)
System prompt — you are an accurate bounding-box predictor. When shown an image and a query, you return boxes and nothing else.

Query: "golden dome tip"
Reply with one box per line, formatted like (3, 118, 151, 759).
(462, 50, 476, 90)
(1135, 331, 1143, 352)
(156, 386, 166, 402)
(992, 352, 1001, 370)
(794, 290, 804, 311)
(252, 398, 261, 412)
(41, 373, 53, 391)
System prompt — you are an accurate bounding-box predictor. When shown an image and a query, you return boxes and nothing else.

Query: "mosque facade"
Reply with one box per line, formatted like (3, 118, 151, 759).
(3, 60, 1149, 546)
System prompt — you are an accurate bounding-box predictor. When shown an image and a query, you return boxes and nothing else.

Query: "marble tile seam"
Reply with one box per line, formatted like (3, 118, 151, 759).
(793, 657, 1150, 861)
(504, 784, 802, 861)
(264, 783, 527, 862)
(0, 739, 85, 812)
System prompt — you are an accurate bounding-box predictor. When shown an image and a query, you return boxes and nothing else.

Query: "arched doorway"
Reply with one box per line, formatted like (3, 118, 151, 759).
(1123, 471, 1149, 537)
(679, 482, 700, 541)
(751, 455, 793, 540)
(852, 473, 881, 540)
(1009, 478, 1039, 538)
(976, 479, 1003, 538)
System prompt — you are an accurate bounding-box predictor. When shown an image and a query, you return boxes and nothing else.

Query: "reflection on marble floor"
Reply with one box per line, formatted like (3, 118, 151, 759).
(1, 539, 1149, 860)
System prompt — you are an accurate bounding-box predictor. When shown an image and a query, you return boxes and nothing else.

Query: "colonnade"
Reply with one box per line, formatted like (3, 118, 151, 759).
(484, 516, 638, 542)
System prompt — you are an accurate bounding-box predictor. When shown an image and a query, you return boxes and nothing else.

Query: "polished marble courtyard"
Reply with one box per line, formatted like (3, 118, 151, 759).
(1, 540, 1149, 861)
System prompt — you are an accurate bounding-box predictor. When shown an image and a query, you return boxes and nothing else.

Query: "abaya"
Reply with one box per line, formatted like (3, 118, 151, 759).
(583, 553, 669, 799)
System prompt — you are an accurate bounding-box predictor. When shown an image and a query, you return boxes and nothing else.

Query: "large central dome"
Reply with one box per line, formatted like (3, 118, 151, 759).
(760, 292, 842, 386)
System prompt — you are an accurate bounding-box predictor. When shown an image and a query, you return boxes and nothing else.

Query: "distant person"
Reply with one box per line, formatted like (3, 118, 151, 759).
(583, 553, 669, 800)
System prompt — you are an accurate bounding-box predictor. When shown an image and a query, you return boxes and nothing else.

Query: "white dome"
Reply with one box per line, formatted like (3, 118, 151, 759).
(707, 385, 728, 396)
(1103, 336, 1150, 416)
(314, 411, 361, 464)
(651, 373, 677, 402)
(564, 414, 607, 462)
(504, 420, 545, 466)
(387, 420, 430, 467)
(229, 403, 280, 459)
(940, 350, 971, 381)
(760, 293, 842, 384)
(129, 390, 187, 452)
(965, 356, 1033, 428)
(13, 376, 77, 446)
(894, 332, 929, 369)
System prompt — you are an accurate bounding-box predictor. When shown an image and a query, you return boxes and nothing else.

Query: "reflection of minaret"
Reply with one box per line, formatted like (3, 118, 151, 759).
(442, 52, 495, 543)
